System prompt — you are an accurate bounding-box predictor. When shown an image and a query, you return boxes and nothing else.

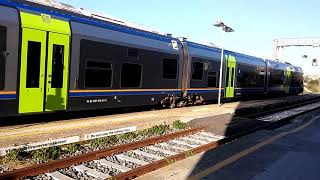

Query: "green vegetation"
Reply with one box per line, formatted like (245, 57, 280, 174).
(31, 146, 61, 162)
(64, 143, 81, 154)
(4, 149, 19, 161)
(90, 135, 119, 148)
(172, 120, 188, 130)
(119, 132, 138, 141)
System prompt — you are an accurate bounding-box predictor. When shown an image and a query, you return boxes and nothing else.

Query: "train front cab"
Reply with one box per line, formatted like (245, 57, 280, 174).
(18, 11, 71, 114)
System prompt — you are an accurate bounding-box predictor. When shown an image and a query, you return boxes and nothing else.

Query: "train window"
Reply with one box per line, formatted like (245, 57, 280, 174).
(208, 71, 217, 87)
(85, 60, 112, 88)
(121, 63, 142, 88)
(192, 62, 204, 80)
(231, 68, 234, 87)
(0, 26, 6, 52)
(26, 41, 41, 88)
(163, 58, 177, 79)
(0, 25, 7, 90)
(127, 48, 139, 58)
(225, 67, 230, 87)
(51, 44, 64, 88)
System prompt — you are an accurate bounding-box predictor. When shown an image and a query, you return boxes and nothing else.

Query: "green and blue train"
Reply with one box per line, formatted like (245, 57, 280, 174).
(0, 0, 303, 117)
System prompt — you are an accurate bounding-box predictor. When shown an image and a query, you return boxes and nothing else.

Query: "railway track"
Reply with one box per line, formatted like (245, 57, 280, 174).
(1, 99, 320, 180)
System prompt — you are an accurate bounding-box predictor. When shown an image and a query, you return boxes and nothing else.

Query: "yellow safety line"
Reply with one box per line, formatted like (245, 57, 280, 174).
(188, 115, 319, 180)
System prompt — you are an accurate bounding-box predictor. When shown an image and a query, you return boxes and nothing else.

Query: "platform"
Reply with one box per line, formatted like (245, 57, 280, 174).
(0, 94, 318, 150)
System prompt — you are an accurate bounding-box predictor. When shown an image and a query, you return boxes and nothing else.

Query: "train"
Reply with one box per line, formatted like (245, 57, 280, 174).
(0, 0, 303, 117)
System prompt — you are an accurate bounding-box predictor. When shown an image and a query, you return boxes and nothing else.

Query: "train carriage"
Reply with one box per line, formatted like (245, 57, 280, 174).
(266, 60, 289, 94)
(181, 41, 223, 102)
(231, 53, 266, 97)
(289, 66, 304, 94)
(68, 21, 184, 111)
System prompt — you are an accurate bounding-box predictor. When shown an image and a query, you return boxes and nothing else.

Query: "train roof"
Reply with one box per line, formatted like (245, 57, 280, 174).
(186, 40, 266, 65)
(2, 0, 179, 43)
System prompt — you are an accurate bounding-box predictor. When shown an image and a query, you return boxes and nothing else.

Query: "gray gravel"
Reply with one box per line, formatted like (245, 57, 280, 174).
(25, 174, 52, 180)
(105, 156, 139, 169)
(0, 165, 10, 174)
(59, 167, 94, 180)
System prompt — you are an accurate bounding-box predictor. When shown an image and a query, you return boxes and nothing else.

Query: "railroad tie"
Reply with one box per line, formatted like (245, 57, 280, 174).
(132, 150, 164, 160)
(74, 165, 111, 179)
(199, 132, 225, 140)
(46, 171, 75, 180)
(190, 134, 216, 142)
(95, 159, 132, 172)
(180, 137, 209, 145)
(115, 154, 149, 166)
(159, 142, 191, 151)
(147, 145, 178, 156)
(171, 139, 199, 148)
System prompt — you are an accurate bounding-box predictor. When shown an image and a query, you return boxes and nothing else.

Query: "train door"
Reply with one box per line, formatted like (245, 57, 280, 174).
(45, 32, 70, 111)
(284, 67, 291, 94)
(18, 12, 70, 114)
(225, 55, 236, 98)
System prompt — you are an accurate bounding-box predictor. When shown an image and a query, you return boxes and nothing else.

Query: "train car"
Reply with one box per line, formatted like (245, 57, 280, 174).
(0, 0, 184, 116)
(180, 41, 222, 103)
(265, 60, 290, 94)
(68, 20, 183, 111)
(289, 66, 304, 94)
(230, 52, 266, 97)
(0, 4, 20, 117)
(178, 41, 267, 102)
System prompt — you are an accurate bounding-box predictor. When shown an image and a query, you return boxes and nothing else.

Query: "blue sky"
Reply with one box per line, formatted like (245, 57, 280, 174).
(59, 0, 320, 75)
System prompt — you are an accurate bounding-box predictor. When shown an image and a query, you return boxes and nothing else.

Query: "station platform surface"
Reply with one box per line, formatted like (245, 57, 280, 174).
(0, 94, 318, 148)
(137, 106, 320, 180)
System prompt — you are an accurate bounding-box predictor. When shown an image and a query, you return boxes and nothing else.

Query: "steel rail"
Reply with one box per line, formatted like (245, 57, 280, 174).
(0, 127, 203, 179)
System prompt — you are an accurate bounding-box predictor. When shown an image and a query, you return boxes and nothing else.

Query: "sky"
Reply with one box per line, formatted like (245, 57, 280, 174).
(59, 0, 320, 75)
